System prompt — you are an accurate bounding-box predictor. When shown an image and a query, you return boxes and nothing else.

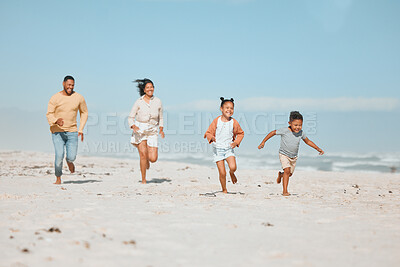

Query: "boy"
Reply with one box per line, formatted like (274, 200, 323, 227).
(258, 111, 324, 196)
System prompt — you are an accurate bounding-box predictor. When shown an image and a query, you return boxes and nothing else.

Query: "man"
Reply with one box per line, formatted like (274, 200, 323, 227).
(46, 75, 88, 184)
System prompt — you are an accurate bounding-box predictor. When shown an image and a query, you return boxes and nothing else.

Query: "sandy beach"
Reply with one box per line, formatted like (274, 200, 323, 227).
(0, 150, 399, 267)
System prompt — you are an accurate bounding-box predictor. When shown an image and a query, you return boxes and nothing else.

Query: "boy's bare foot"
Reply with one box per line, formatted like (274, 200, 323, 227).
(277, 171, 283, 184)
(282, 192, 291, 196)
(54, 177, 61, 184)
(230, 172, 237, 184)
(67, 161, 75, 173)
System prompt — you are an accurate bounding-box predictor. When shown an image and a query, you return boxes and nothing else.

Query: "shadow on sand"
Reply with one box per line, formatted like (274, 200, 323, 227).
(199, 191, 245, 197)
(142, 178, 172, 184)
(63, 179, 101, 184)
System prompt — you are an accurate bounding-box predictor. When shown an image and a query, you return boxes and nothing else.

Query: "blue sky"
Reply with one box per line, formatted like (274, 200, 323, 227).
(0, 0, 399, 154)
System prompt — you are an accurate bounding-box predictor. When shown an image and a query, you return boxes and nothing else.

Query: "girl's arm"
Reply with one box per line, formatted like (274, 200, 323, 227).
(204, 118, 218, 143)
(258, 130, 276, 149)
(303, 137, 324, 155)
(231, 120, 244, 148)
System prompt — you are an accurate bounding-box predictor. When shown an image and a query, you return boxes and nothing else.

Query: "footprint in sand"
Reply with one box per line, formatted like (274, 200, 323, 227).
(268, 251, 289, 259)
(123, 240, 136, 247)
(21, 248, 30, 253)
(315, 219, 331, 224)
(262, 222, 274, 227)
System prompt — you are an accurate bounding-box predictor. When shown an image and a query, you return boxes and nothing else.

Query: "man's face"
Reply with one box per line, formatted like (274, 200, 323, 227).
(63, 79, 75, 95)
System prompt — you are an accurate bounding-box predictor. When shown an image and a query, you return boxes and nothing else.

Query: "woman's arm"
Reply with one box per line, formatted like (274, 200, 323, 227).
(158, 100, 164, 138)
(128, 100, 139, 131)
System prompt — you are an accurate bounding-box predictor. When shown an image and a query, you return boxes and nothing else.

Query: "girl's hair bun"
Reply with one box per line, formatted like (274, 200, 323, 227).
(220, 97, 235, 107)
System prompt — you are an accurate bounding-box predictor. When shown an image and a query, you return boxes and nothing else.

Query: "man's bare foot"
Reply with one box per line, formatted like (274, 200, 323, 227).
(230, 172, 237, 184)
(67, 161, 75, 173)
(277, 172, 283, 184)
(54, 177, 61, 184)
(282, 192, 291, 196)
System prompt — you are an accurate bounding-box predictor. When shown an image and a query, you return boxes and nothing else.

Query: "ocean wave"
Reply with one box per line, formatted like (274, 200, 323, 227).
(81, 150, 400, 173)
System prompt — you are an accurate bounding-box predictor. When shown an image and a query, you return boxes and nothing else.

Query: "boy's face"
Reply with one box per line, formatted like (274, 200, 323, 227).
(289, 119, 303, 133)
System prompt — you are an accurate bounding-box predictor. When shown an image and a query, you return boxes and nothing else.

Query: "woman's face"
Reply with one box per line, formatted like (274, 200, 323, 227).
(144, 82, 154, 97)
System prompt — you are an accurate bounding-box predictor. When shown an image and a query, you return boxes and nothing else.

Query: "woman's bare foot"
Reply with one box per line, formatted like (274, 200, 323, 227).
(67, 161, 75, 173)
(230, 172, 237, 184)
(277, 171, 283, 184)
(54, 177, 61, 184)
(282, 192, 291, 196)
(141, 179, 147, 184)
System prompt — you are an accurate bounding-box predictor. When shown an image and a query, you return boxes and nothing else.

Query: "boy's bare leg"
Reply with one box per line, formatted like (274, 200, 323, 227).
(277, 171, 283, 184)
(216, 161, 227, 193)
(282, 168, 291, 196)
(54, 177, 61, 184)
(225, 156, 237, 184)
(67, 161, 75, 173)
(137, 142, 149, 184)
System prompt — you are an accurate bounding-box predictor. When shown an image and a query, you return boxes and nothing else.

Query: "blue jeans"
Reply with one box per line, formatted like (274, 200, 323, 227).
(52, 132, 78, 177)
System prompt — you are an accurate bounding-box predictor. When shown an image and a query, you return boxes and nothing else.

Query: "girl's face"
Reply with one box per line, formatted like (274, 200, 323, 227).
(220, 101, 234, 118)
(144, 83, 154, 97)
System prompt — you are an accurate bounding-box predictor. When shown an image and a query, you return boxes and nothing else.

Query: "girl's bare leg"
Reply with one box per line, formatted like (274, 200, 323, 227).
(225, 156, 237, 184)
(216, 160, 227, 193)
(137, 141, 149, 183)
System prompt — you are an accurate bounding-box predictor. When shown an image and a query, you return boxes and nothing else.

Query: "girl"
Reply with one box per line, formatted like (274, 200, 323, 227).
(128, 78, 165, 184)
(204, 97, 244, 193)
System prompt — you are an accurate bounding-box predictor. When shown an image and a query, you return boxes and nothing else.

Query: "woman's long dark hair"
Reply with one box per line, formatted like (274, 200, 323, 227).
(134, 78, 154, 96)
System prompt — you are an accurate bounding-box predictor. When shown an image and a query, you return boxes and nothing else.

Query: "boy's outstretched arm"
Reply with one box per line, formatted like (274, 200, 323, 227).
(258, 130, 276, 149)
(303, 137, 324, 155)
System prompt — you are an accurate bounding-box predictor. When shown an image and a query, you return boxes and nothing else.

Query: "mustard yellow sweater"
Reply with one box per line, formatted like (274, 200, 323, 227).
(46, 92, 88, 133)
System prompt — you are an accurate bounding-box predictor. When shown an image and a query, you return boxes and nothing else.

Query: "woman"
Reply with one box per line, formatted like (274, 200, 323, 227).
(128, 78, 165, 183)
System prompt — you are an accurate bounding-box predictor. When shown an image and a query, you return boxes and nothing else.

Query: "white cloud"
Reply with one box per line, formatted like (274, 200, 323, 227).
(166, 97, 400, 112)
